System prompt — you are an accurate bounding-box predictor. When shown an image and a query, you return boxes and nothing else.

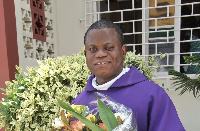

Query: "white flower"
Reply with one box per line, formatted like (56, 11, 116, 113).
(65, 113, 68, 118)
(52, 118, 65, 129)
(18, 86, 25, 89)
(49, 69, 54, 75)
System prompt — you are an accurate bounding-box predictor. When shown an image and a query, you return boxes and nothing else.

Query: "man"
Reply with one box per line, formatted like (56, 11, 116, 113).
(72, 20, 185, 131)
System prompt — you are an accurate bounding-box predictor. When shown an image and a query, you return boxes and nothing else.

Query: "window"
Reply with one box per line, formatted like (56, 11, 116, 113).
(85, 0, 200, 87)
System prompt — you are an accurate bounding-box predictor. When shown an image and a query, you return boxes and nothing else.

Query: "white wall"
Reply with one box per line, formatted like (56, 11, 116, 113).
(155, 77, 200, 131)
(14, 0, 58, 72)
(14, 0, 38, 72)
(167, 90, 200, 131)
(56, 0, 85, 56)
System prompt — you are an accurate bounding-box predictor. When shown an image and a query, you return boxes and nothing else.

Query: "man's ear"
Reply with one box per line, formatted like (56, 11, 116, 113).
(122, 45, 127, 60)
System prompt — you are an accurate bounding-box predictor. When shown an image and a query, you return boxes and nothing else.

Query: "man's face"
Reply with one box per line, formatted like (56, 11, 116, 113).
(85, 28, 127, 85)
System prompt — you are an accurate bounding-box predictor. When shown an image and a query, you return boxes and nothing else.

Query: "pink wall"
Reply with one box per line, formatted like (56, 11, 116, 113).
(0, 0, 19, 101)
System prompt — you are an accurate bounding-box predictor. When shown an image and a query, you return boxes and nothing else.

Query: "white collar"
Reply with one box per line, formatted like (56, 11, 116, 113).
(92, 67, 130, 90)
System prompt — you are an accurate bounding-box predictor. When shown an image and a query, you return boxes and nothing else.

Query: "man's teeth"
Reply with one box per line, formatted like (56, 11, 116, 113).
(97, 62, 106, 65)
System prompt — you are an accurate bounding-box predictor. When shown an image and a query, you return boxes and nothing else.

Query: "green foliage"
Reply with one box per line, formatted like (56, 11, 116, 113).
(169, 55, 200, 98)
(0, 51, 90, 131)
(184, 55, 200, 73)
(0, 66, 30, 130)
(124, 51, 162, 81)
(0, 49, 157, 130)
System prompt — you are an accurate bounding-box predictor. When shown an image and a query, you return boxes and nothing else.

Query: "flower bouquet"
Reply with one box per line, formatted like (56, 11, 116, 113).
(52, 93, 137, 131)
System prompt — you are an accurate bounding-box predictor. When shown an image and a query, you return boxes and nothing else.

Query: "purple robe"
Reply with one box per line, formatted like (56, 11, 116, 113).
(72, 66, 185, 131)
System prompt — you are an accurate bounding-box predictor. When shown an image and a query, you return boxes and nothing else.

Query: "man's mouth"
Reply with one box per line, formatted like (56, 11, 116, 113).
(96, 62, 109, 65)
(95, 61, 110, 65)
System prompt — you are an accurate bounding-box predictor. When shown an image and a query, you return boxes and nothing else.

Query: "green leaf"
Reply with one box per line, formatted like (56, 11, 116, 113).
(57, 98, 103, 131)
(15, 73, 23, 80)
(97, 97, 119, 131)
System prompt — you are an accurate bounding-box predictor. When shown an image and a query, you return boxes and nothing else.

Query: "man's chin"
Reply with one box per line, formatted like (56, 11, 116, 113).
(94, 73, 115, 81)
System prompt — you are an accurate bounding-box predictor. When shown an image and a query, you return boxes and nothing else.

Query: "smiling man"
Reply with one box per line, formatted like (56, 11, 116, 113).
(85, 27, 126, 85)
(72, 20, 185, 131)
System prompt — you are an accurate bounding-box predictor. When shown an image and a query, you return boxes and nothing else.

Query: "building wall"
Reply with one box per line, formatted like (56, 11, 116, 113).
(167, 91, 200, 131)
(14, 0, 86, 70)
(14, 0, 58, 72)
(0, 0, 19, 101)
(154, 76, 200, 130)
(56, 0, 85, 56)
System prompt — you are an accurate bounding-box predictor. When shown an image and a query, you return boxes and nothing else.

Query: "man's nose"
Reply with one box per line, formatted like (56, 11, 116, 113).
(95, 48, 108, 58)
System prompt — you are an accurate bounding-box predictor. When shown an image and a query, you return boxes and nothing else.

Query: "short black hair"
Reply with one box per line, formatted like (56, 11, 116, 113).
(84, 20, 124, 45)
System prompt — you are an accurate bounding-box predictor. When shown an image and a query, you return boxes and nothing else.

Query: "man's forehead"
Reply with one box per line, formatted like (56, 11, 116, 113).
(85, 27, 122, 46)
(86, 28, 118, 41)
(87, 28, 117, 37)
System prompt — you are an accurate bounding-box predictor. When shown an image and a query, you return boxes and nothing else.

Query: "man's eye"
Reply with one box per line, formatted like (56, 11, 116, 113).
(105, 46, 113, 51)
(90, 47, 97, 52)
